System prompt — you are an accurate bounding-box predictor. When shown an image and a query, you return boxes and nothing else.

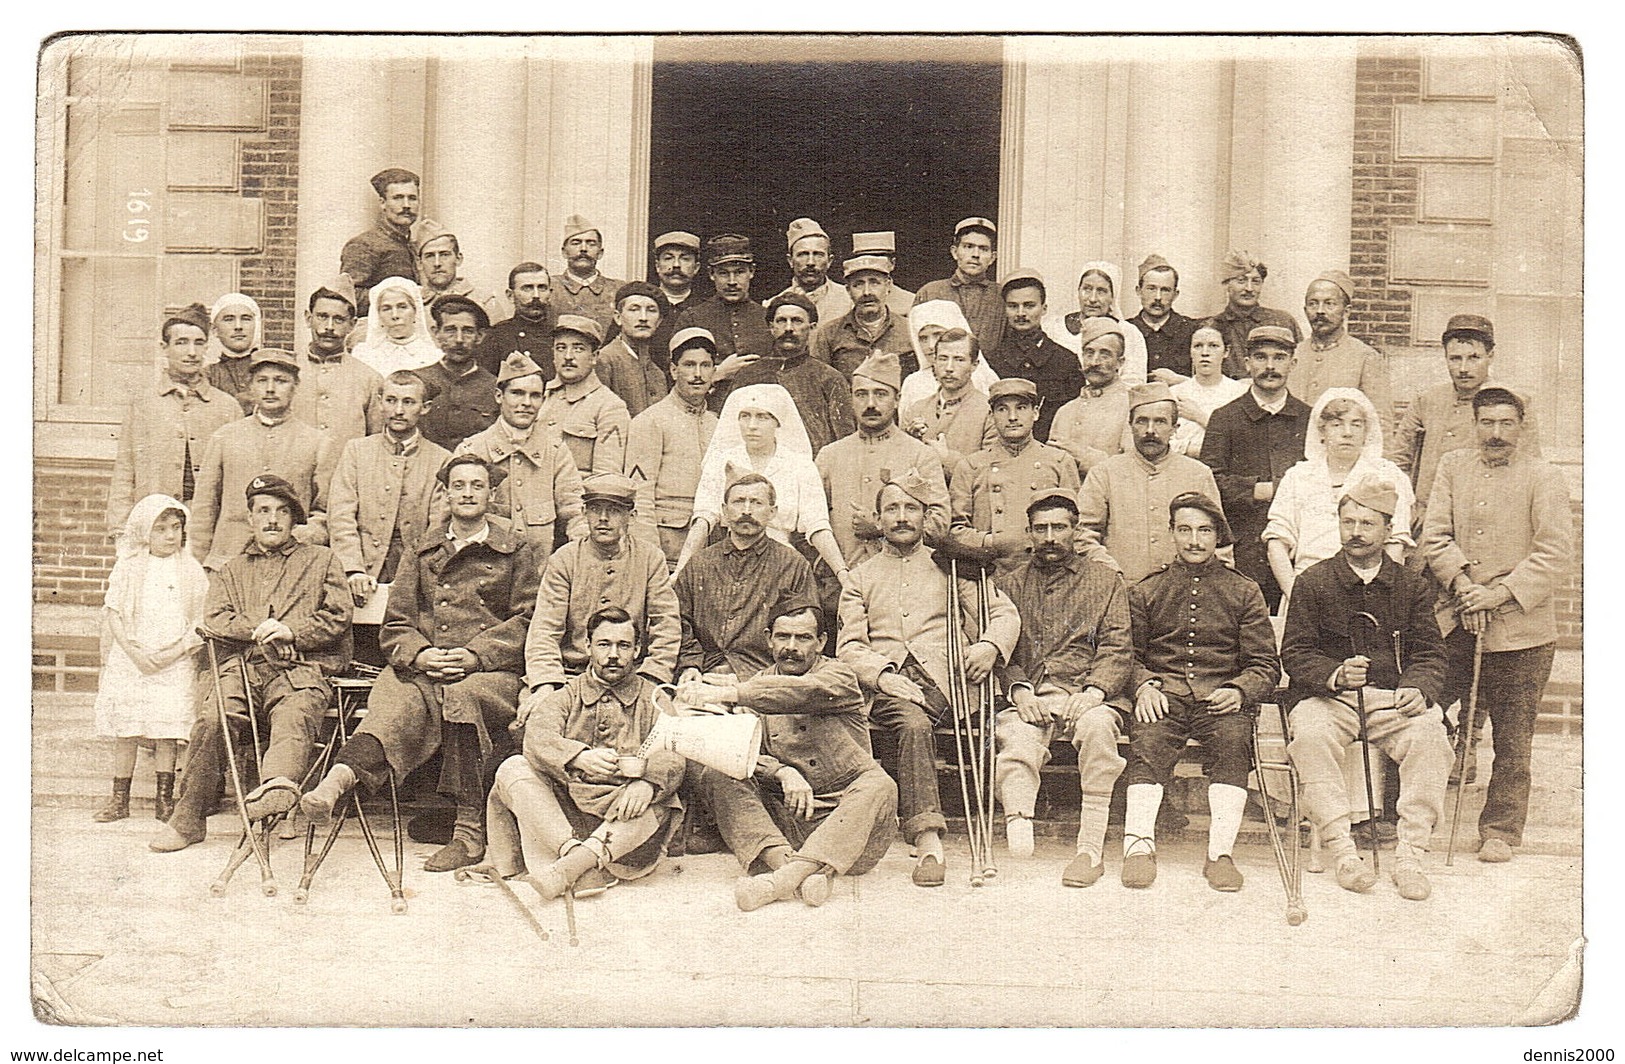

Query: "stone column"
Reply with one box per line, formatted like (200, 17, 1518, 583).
(426, 45, 529, 303)
(294, 40, 427, 341)
(1227, 41, 1358, 335)
(1120, 52, 1234, 318)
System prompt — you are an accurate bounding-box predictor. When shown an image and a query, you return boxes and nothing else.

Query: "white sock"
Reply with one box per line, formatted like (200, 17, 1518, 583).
(1207, 783, 1248, 861)
(1077, 793, 1112, 863)
(1124, 783, 1163, 856)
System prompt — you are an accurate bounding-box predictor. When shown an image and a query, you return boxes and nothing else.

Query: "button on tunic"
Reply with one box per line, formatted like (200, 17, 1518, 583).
(1128, 556, 1280, 705)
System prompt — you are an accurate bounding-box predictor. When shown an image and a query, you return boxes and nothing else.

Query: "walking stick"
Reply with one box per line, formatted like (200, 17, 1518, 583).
(455, 865, 550, 942)
(974, 568, 998, 884)
(1446, 631, 1485, 866)
(1351, 612, 1383, 875)
(944, 560, 984, 885)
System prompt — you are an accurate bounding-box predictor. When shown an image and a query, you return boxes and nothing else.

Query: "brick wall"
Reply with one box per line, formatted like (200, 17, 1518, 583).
(34, 460, 115, 607)
(236, 49, 302, 350)
(1349, 55, 1421, 351)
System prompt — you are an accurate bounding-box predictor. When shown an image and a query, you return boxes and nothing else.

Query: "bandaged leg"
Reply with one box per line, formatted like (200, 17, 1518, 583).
(485, 755, 571, 878)
(1207, 783, 1248, 860)
(1071, 704, 1126, 863)
(1123, 783, 1163, 858)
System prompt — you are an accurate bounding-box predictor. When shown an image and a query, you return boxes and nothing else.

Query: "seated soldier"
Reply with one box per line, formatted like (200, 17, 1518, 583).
(152, 475, 352, 852)
(837, 473, 1020, 887)
(994, 487, 1133, 885)
(682, 604, 898, 911)
(1282, 478, 1451, 900)
(1122, 492, 1280, 891)
(674, 472, 818, 683)
(482, 609, 687, 899)
(518, 473, 681, 720)
(299, 454, 541, 872)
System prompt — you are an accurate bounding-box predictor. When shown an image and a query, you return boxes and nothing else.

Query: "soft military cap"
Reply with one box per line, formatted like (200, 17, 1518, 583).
(1137, 253, 1172, 283)
(954, 217, 997, 239)
(842, 254, 893, 277)
(1128, 381, 1177, 412)
(581, 472, 638, 509)
(1168, 490, 1233, 547)
(1076, 316, 1126, 347)
(653, 230, 701, 253)
(414, 219, 457, 255)
(786, 218, 828, 250)
(247, 348, 300, 376)
(707, 234, 755, 267)
(1343, 475, 1399, 518)
(1246, 325, 1297, 352)
(852, 351, 902, 392)
(987, 378, 1039, 405)
(1311, 269, 1356, 303)
(562, 214, 601, 243)
(551, 314, 605, 347)
(496, 352, 547, 386)
(1442, 313, 1495, 347)
(370, 168, 419, 195)
(669, 327, 718, 356)
(852, 231, 897, 255)
(312, 274, 358, 312)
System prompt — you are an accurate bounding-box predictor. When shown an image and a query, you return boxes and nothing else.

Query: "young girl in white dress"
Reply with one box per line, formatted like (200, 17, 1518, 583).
(92, 495, 210, 823)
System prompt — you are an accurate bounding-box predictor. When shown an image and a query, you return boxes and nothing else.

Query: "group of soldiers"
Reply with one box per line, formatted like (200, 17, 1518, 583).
(113, 164, 1572, 911)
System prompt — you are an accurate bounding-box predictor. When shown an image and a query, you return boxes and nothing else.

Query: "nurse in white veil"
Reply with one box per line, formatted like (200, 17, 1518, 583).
(676, 383, 849, 584)
(351, 276, 442, 375)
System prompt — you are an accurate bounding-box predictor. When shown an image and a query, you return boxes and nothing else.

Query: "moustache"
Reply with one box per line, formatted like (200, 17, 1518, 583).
(861, 407, 882, 417)
(886, 522, 916, 533)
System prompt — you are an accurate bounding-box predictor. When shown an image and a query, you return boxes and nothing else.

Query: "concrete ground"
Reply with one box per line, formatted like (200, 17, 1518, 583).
(31, 740, 1583, 1030)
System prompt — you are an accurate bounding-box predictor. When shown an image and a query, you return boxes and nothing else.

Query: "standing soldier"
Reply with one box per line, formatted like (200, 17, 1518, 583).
(1420, 387, 1572, 863)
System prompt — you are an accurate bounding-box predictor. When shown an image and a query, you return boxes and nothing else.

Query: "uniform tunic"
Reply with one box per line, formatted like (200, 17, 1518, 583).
(107, 374, 240, 528)
(327, 431, 451, 584)
(293, 349, 383, 463)
(712, 350, 855, 456)
(951, 436, 1081, 558)
(1049, 379, 1135, 475)
(698, 657, 896, 877)
(625, 391, 717, 561)
(191, 415, 337, 570)
(1288, 332, 1392, 438)
(1386, 380, 1542, 520)
(417, 360, 500, 452)
(523, 535, 681, 688)
(1420, 449, 1572, 653)
(358, 517, 540, 788)
(1128, 556, 1279, 706)
(594, 334, 668, 419)
(809, 308, 918, 381)
(837, 542, 1021, 700)
(475, 313, 555, 381)
(538, 372, 630, 476)
(675, 535, 818, 680)
(902, 389, 995, 461)
(677, 296, 772, 360)
(422, 276, 506, 325)
(1199, 389, 1311, 606)
(1075, 449, 1223, 583)
(340, 217, 419, 314)
(555, 272, 625, 334)
(518, 670, 686, 879)
(1210, 304, 1301, 378)
(456, 419, 587, 548)
(987, 329, 1085, 444)
(815, 426, 952, 570)
(915, 272, 1005, 356)
(1129, 309, 1200, 379)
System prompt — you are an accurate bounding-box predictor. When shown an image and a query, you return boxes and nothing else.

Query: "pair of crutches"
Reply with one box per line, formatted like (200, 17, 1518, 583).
(293, 670, 408, 913)
(944, 558, 997, 887)
(201, 632, 286, 897)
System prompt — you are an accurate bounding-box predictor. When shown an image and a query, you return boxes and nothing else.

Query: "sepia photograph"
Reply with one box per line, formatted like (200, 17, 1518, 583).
(26, 26, 1589, 1041)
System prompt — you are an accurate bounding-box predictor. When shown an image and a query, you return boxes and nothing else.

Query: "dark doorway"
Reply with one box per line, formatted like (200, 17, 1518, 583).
(648, 36, 1004, 298)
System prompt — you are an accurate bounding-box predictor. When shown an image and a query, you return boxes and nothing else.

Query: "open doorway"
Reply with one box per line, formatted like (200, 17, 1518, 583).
(648, 36, 1005, 296)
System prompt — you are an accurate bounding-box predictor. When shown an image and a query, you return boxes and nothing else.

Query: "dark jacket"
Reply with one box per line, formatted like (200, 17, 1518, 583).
(997, 553, 1133, 707)
(1279, 551, 1447, 712)
(1128, 555, 1280, 705)
(1199, 390, 1310, 593)
(380, 515, 540, 674)
(203, 539, 353, 683)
